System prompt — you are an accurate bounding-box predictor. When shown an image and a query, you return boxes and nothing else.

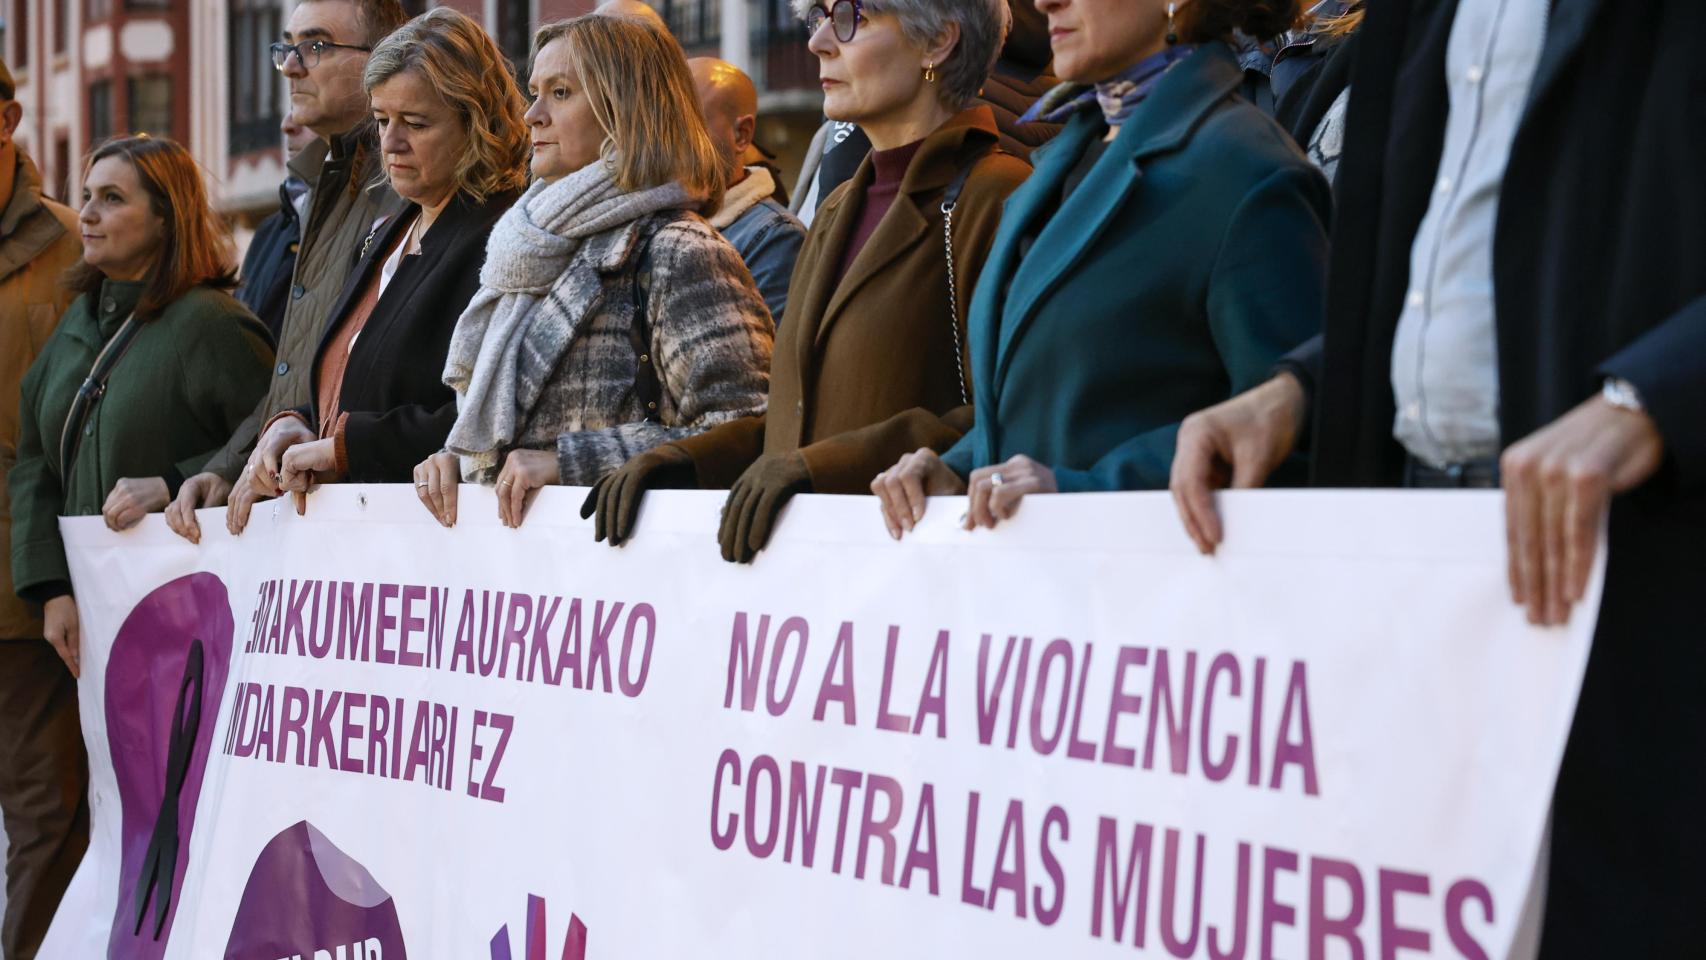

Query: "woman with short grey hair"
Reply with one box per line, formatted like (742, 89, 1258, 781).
(790, 0, 1011, 109)
(586, 0, 1029, 562)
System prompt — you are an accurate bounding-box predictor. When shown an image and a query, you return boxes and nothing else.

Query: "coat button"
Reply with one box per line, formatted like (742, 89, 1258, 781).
(276, 361, 290, 376)
(102, 298, 116, 313)
(291, 284, 306, 300)
(796, 400, 804, 413)
(638, 354, 649, 364)
(646, 401, 657, 411)
(85, 424, 93, 436)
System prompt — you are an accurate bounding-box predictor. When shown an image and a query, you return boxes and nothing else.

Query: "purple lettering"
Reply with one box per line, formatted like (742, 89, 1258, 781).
(745, 754, 782, 858)
(1034, 805, 1068, 927)
(1161, 830, 1206, 957)
(1092, 816, 1153, 945)
(397, 585, 426, 668)
(1261, 846, 1299, 960)
(1378, 868, 1430, 959)
(1103, 646, 1149, 767)
(855, 773, 903, 884)
(710, 749, 740, 851)
(812, 621, 857, 725)
(1309, 856, 1366, 960)
(1270, 661, 1320, 796)
(1444, 879, 1493, 960)
(618, 602, 655, 697)
(1201, 652, 1241, 782)
(913, 631, 949, 739)
(876, 626, 912, 733)
(900, 783, 939, 895)
(375, 583, 400, 665)
(1030, 639, 1074, 756)
(1145, 650, 1197, 775)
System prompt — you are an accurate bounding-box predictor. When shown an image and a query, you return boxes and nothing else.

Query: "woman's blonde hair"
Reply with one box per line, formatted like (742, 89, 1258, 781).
(364, 7, 530, 204)
(531, 15, 724, 213)
(1317, 2, 1365, 38)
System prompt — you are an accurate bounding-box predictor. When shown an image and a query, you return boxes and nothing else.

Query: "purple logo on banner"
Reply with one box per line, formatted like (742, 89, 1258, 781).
(222, 820, 407, 959)
(490, 895, 587, 960)
(105, 573, 236, 958)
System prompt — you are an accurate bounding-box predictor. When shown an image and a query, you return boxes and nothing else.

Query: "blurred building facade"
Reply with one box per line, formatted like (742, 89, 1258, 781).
(1, 0, 822, 228)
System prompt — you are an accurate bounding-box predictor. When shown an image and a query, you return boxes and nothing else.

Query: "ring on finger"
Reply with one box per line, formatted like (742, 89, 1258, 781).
(498, 479, 513, 489)
(415, 481, 428, 490)
(989, 471, 1006, 488)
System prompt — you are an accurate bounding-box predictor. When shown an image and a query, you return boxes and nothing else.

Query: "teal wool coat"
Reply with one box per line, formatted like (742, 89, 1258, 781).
(941, 42, 1330, 491)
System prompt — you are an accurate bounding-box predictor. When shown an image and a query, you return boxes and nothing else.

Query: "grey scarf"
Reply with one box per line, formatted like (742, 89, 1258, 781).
(442, 163, 694, 482)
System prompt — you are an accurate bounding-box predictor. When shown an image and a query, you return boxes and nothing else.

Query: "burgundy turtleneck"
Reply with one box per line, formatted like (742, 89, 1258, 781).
(836, 138, 925, 281)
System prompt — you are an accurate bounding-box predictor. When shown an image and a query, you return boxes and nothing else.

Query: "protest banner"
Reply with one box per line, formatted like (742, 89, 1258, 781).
(38, 487, 1598, 958)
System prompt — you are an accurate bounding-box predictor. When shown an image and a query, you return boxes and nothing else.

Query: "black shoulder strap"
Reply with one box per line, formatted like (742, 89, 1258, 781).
(942, 160, 979, 212)
(60, 312, 143, 479)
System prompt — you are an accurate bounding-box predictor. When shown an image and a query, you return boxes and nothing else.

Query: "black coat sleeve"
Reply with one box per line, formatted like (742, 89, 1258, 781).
(1599, 293, 1706, 491)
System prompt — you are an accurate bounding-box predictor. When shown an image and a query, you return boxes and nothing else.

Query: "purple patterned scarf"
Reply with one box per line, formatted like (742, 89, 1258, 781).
(1020, 44, 1200, 127)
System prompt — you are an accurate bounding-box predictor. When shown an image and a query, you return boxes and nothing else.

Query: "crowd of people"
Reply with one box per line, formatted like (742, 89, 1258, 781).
(0, 0, 1699, 956)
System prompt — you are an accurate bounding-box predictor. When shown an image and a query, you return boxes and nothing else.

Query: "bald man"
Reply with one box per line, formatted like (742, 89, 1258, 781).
(594, 0, 669, 31)
(691, 57, 805, 326)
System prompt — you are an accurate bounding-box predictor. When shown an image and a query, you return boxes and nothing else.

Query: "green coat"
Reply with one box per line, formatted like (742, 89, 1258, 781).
(9, 279, 273, 598)
(942, 42, 1330, 490)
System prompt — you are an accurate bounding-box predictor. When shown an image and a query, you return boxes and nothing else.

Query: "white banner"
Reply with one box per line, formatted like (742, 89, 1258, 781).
(40, 487, 1598, 959)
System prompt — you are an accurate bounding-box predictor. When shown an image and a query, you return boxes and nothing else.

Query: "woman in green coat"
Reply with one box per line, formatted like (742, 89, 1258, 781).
(9, 135, 273, 677)
(871, 0, 1328, 535)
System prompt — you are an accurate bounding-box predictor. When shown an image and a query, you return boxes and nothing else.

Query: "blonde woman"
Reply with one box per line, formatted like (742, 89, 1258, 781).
(250, 7, 529, 497)
(411, 13, 774, 528)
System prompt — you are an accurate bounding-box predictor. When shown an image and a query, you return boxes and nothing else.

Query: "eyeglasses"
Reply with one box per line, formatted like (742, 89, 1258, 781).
(806, 0, 864, 43)
(270, 39, 372, 71)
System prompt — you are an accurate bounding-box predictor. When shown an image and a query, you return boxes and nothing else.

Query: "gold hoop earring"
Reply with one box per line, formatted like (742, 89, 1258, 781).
(924, 61, 937, 84)
(1166, 2, 1179, 45)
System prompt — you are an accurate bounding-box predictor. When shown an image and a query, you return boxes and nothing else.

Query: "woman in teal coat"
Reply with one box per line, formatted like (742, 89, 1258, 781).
(10, 135, 273, 676)
(872, 0, 1326, 534)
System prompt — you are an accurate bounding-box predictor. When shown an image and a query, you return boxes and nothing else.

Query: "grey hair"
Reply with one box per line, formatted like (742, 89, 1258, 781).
(792, 0, 1011, 108)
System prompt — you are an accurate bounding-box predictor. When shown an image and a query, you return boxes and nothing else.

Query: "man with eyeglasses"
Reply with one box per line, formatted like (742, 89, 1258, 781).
(164, 0, 410, 545)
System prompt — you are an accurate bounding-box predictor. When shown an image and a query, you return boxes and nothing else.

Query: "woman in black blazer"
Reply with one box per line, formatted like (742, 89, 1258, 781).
(249, 8, 528, 497)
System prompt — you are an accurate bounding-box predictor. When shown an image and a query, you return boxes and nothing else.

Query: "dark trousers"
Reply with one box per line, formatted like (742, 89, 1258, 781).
(0, 639, 88, 960)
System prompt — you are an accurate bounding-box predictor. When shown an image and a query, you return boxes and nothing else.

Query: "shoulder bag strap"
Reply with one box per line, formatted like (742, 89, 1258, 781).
(938, 157, 984, 407)
(60, 311, 143, 479)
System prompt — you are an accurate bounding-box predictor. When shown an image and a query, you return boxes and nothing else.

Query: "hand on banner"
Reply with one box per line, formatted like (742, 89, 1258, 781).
(496, 449, 558, 529)
(225, 466, 272, 535)
(1170, 372, 1308, 554)
(582, 444, 696, 545)
(103, 476, 170, 531)
(1501, 393, 1664, 626)
(871, 447, 967, 539)
(43, 595, 80, 678)
(249, 415, 315, 498)
(278, 439, 341, 514)
(718, 452, 812, 563)
(164, 472, 233, 543)
(414, 451, 462, 527)
(965, 455, 1056, 529)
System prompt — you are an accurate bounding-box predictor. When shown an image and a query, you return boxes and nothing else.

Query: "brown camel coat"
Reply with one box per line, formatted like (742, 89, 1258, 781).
(672, 106, 1030, 493)
(0, 150, 82, 639)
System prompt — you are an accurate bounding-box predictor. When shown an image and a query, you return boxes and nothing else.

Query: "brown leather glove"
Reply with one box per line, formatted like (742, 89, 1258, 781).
(718, 452, 813, 564)
(580, 443, 697, 546)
